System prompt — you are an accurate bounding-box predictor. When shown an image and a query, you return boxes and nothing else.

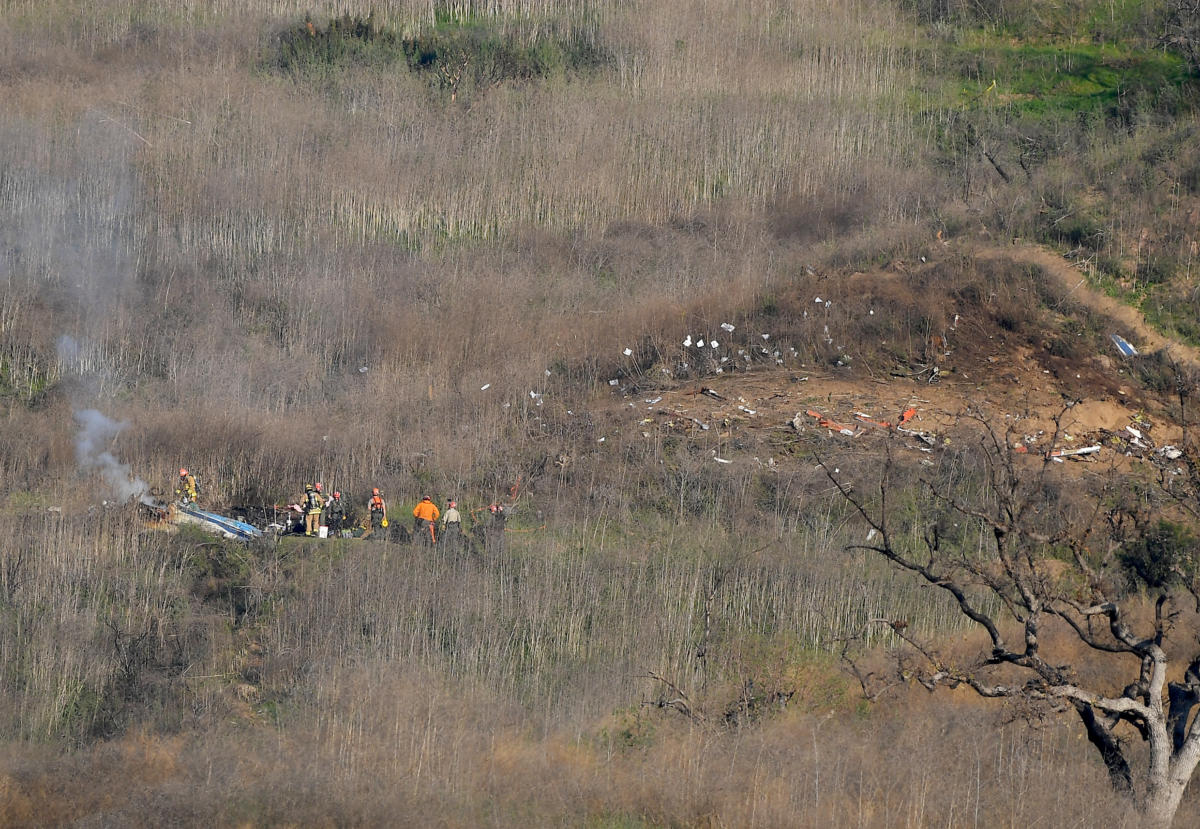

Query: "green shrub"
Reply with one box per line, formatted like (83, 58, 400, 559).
(1119, 519, 1197, 588)
(274, 12, 609, 98)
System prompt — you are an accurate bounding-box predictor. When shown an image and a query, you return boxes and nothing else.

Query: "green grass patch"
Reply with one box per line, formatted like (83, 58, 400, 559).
(945, 36, 1192, 121)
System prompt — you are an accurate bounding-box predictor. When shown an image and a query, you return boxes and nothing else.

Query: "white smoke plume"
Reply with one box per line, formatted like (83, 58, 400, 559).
(74, 408, 150, 504)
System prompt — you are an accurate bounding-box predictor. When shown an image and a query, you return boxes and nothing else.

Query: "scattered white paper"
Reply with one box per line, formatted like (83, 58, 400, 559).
(623, 347, 633, 356)
(480, 384, 491, 391)
(720, 322, 735, 332)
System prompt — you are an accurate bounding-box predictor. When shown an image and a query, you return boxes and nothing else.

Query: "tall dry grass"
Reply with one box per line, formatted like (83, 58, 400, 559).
(1, 0, 932, 515)
(6, 1, 1155, 824)
(0, 683, 1159, 826)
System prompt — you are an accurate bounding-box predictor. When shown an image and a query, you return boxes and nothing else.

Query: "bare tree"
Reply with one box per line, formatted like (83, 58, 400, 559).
(822, 408, 1200, 828)
(1162, 0, 1200, 76)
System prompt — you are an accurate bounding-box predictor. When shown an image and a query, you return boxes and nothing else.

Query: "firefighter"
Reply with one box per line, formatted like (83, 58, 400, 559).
(302, 484, 324, 537)
(441, 499, 462, 552)
(324, 490, 346, 537)
(362, 487, 387, 539)
(485, 502, 507, 556)
(175, 468, 198, 506)
(412, 495, 440, 546)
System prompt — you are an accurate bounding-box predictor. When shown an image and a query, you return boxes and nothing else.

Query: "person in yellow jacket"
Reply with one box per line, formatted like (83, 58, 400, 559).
(302, 483, 324, 537)
(175, 468, 199, 505)
(412, 495, 440, 545)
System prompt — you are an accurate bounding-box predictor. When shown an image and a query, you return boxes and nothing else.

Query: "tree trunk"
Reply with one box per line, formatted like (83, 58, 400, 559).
(1142, 773, 1189, 829)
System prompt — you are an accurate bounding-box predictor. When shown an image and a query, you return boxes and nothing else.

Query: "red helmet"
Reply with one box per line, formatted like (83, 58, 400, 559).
(448, 500, 456, 508)
(334, 491, 341, 498)
(315, 482, 322, 492)
(179, 468, 188, 477)
(372, 488, 380, 496)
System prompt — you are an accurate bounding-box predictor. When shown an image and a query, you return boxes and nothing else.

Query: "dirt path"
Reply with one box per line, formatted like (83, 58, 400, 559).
(977, 242, 1200, 370)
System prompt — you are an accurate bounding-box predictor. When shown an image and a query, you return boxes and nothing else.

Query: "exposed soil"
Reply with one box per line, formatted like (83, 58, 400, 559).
(985, 242, 1200, 371)
(593, 242, 1190, 472)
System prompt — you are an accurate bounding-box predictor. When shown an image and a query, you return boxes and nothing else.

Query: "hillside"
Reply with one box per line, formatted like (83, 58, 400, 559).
(4, 1, 1200, 826)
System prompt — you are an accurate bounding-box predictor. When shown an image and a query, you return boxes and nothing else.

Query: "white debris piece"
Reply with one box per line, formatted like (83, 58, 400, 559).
(697, 338, 706, 348)
(710, 340, 719, 349)
(683, 335, 693, 347)
(645, 396, 662, 405)
(1049, 445, 1101, 458)
(545, 369, 552, 376)
(814, 297, 823, 304)
(623, 347, 633, 356)
(609, 379, 619, 386)
(713, 456, 732, 464)
(720, 322, 735, 332)
(737, 405, 757, 415)
(358, 366, 369, 373)
(480, 384, 491, 391)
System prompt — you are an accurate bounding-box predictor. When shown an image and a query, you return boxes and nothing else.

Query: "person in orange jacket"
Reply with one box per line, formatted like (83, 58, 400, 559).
(412, 495, 440, 545)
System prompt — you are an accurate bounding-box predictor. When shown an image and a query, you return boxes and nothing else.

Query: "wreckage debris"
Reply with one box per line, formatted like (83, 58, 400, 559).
(1110, 334, 1139, 358)
(1048, 445, 1102, 460)
(802, 409, 858, 437)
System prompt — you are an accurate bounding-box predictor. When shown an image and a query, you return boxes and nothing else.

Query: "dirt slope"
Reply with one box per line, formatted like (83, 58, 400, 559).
(983, 242, 1200, 370)
(592, 242, 1189, 470)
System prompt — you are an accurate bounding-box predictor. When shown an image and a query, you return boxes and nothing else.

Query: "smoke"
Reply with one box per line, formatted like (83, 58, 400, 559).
(74, 408, 150, 504)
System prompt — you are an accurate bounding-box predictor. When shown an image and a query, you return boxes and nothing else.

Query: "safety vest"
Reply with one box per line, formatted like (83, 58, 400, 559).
(370, 496, 385, 514)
